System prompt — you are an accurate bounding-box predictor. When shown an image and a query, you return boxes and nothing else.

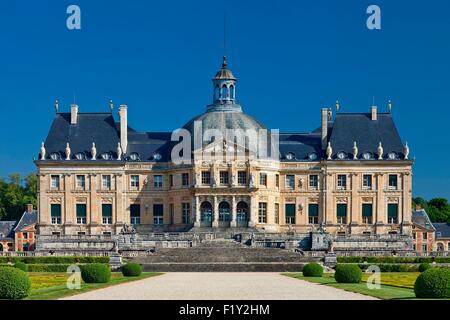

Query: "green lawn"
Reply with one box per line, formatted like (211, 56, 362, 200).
(284, 273, 417, 300)
(27, 272, 162, 300)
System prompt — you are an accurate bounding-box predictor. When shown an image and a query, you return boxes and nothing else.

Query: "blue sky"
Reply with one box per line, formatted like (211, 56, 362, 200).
(0, 0, 449, 199)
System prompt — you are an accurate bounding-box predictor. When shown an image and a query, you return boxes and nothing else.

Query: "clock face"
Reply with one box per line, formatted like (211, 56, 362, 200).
(337, 152, 346, 160)
(309, 152, 318, 161)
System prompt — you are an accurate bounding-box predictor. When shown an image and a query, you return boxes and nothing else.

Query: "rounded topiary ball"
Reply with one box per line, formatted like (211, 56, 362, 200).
(414, 268, 450, 298)
(0, 267, 31, 299)
(419, 263, 432, 273)
(14, 262, 28, 272)
(302, 263, 324, 277)
(334, 264, 362, 283)
(81, 264, 111, 283)
(122, 263, 143, 277)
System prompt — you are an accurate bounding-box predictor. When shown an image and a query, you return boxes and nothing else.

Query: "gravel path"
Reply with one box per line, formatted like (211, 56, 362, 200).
(62, 273, 376, 300)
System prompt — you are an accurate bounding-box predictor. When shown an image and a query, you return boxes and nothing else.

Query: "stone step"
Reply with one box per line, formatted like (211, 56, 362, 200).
(139, 262, 307, 272)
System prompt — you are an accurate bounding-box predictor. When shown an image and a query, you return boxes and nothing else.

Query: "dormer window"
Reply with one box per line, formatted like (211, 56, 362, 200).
(285, 153, 295, 160)
(308, 152, 318, 161)
(336, 151, 347, 160)
(387, 152, 398, 160)
(129, 152, 140, 161)
(75, 152, 86, 160)
(50, 153, 61, 160)
(153, 153, 162, 161)
(101, 152, 112, 160)
(362, 152, 373, 160)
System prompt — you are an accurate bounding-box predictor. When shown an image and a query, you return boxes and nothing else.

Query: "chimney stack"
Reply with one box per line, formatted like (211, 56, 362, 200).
(26, 203, 33, 214)
(371, 105, 377, 121)
(321, 108, 328, 150)
(71, 104, 79, 124)
(119, 105, 128, 153)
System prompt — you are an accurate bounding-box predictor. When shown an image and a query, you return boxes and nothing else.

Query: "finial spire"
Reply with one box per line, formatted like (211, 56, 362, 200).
(222, 55, 227, 68)
(335, 100, 340, 112)
(55, 99, 59, 113)
(388, 99, 392, 113)
(109, 99, 113, 112)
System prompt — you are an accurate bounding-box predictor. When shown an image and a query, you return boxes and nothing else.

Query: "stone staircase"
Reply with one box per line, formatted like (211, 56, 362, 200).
(126, 238, 321, 272)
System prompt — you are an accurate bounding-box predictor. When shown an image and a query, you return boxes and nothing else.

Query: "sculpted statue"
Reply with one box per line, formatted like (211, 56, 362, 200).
(299, 178, 304, 189)
(326, 142, 333, 160)
(40, 142, 46, 160)
(65, 143, 71, 160)
(117, 142, 122, 160)
(352, 141, 358, 160)
(377, 142, 384, 160)
(404, 142, 409, 160)
(249, 173, 255, 188)
(91, 142, 97, 160)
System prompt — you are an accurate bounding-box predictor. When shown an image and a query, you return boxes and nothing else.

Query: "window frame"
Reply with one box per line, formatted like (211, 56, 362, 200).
(50, 175, 60, 189)
(258, 202, 267, 223)
(309, 175, 318, 190)
(76, 175, 86, 189)
(337, 175, 347, 190)
(259, 173, 267, 187)
(219, 171, 229, 185)
(201, 171, 211, 185)
(285, 175, 295, 190)
(130, 175, 140, 189)
(153, 175, 163, 189)
(102, 175, 111, 190)
(362, 174, 372, 190)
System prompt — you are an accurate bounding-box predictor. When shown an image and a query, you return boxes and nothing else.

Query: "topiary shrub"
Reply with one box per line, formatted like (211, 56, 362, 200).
(81, 264, 111, 283)
(122, 263, 143, 277)
(14, 262, 28, 272)
(302, 263, 323, 277)
(414, 268, 450, 298)
(0, 267, 31, 299)
(335, 264, 362, 283)
(419, 263, 432, 273)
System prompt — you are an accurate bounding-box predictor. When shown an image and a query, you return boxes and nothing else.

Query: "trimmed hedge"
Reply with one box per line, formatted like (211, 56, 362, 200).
(122, 263, 143, 277)
(414, 268, 450, 298)
(335, 264, 362, 283)
(0, 267, 31, 299)
(337, 256, 450, 264)
(27, 264, 72, 272)
(14, 262, 28, 272)
(0, 256, 109, 264)
(356, 263, 419, 273)
(419, 263, 432, 273)
(81, 264, 111, 283)
(302, 263, 324, 277)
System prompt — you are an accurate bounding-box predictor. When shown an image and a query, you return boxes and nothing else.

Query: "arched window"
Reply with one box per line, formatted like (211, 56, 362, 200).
(229, 85, 235, 99)
(214, 86, 220, 100)
(437, 243, 445, 252)
(219, 201, 230, 221)
(237, 201, 249, 222)
(221, 85, 228, 99)
(200, 201, 212, 222)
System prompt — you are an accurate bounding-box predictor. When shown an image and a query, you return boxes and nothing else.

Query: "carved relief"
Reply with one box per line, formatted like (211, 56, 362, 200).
(336, 197, 348, 203)
(387, 197, 399, 203)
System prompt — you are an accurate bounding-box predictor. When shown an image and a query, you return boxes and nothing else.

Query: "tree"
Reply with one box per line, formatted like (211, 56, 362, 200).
(427, 198, 450, 223)
(413, 197, 429, 212)
(0, 173, 37, 221)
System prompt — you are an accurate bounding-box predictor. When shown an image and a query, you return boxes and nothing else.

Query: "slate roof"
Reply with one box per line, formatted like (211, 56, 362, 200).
(40, 110, 406, 163)
(433, 223, 450, 239)
(328, 113, 405, 160)
(412, 209, 435, 231)
(0, 221, 17, 241)
(14, 210, 38, 232)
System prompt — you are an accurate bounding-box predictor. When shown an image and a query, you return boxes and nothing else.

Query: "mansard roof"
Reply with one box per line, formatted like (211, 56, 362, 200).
(14, 210, 38, 232)
(412, 209, 435, 231)
(433, 223, 450, 239)
(0, 221, 16, 241)
(328, 113, 405, 160)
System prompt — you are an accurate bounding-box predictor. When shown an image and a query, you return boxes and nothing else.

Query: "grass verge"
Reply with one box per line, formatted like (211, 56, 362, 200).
(26, 272, 162, 300)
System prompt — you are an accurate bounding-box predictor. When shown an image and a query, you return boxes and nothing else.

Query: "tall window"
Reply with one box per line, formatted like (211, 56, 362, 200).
(388, 203, 398, 224)
(182, 173, 189, 187)
(286, 175, 295, 190)
(422, 244, 428, 252)
(362, 175, 372, 190)
(154, 175, 163, 188)
(51, 204, 61, 224)
(258, 202, 267, 223)
(220, 171, 229, 185)
(182, 203, 190, 224)
(153, 204, 164, 225)
(285, 204, 296, 224)
(170, 204, 174, 224)
(308, 204, 319, 224)
(337, 175, 347, 190)
(102, 175, 111, 190)
(423, 232, 428, 240)
(76, 204, 87, 224)
(76, 175, 85, 189)
(362, 203, 373, 224)
(130, 175, 139, 188)
(201, 171, 211, 185)
(337, 204, 347, 224)
(51, 175, 60, 189)
(275, 174, 280, 188)
(309, 175, 318, 190)
(388, 175, 398, 190)
(169, 175, 173, 188)
(238, 171, 247, 185)
(130, 204, 140, 225)
(274, 203, 279, 224)
(102, 204, 112, 224)
(259, 173, 267, 187)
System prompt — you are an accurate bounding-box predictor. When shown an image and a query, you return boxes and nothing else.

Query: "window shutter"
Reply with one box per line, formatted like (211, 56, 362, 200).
(337, 204, 347, 217)
(153, 204, 164, 216)
(102, 204, 112, 217)
(51, 204, 61, 217)
(388, 204, 398, 218)
(76, 204, 86, 217)
(308, 204, 319, 217)
(362, 204, 372, 217)
(130, 204, 140, 217)
(285, 204, 296, 217)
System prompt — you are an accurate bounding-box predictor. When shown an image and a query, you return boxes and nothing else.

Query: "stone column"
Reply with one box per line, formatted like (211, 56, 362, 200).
(115, 174, 125, 228)
(63, 174, 72, 225)
(376, 174, 386, 225)
(212, 196, 219, 228)
(89, 174, 99, 228)
(324, 173, 334, 224)
(194, 196, 201, 227)
(248, 196, 257, 227)
(350, 173, 359, 225)
(231, 196, 237, 227)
